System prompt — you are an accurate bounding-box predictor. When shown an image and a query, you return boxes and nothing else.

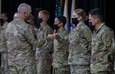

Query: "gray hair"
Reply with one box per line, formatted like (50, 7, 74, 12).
(17, 3, 31, 13)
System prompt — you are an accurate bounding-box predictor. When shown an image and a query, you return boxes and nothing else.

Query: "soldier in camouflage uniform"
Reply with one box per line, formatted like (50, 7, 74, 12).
(68, 9, 92, 74)
(0, 28, 8, 74)
(35, 10, 53, 74)
(88, 8, 115, 74)
(0, 13, 8, 30)
(25, 14, 35, 26)
(49, 16, 70, 74)
(0, 3, 48, 74)
(0, 15, 2, 74)
(0, 12, 8, 74)
(24, 14, 38, 39)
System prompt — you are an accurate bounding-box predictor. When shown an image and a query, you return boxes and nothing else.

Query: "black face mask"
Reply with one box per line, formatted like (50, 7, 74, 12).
(25, 21, 30, 24)
(0, 19, 4, 26)
(53, 24, 59, 31)
(37, 17, 43, 23)
(24, 12, 31, 20)
(88, 22, 95, 32)
(25, 14, 33, 24)
(72, 18, 79, 26)
(53, 21, 61, 31)
(35, 17, 43, 29)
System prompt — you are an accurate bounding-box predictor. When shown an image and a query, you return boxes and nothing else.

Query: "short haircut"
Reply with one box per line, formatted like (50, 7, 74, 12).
(17, 3, 31, 13)
(88, 8, 104, 22)
(39, 10, 50, 18)
(56, 16, 66, 26)
(74, 9, 86, 21)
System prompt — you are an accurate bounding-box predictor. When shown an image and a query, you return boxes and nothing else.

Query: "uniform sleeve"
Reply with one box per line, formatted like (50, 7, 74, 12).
(45, 27, 53, 35)
(83, 28, 92, 50)
(102, 29, 114, 50)
(102, 29, 115, 62)
(57, 32, 69, 44)
(54, 31, 69, 57)
(24, 26, 47, 48)
(102, 29, 115, 56)
(44, 26, 53, 52)
(83, 28, 92, 42)
(102, 29, 115, 54)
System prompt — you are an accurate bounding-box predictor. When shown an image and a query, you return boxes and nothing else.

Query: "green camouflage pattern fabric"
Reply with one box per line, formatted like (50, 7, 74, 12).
(91, 71, 113, 74)
(53, 65, 70, 74)
(90, 23, 115, 73)
(0, 22, 2, 33)
(68, 22, 92, 74)
(35, 23, 53, 74)
(68, 22, 92, 65)
(1, 18, 47, 74)
(70, 65, 90, 74)
(2, 22, 8, 30)
(52, 28, 70, 74)
(36, 59, 52, 74)
(0, 22, 8, 74)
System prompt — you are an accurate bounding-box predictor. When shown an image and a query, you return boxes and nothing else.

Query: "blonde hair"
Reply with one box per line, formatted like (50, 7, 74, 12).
(74, 9, 87, 21)
(39, 10, 50, 18)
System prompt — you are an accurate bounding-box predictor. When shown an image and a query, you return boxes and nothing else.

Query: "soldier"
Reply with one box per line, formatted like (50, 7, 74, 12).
(0, 27, 8, 74)
(0, 12, 8, 30)
(68, 9, 92, 74)
(0, 12, 8, 74)
(49, 16, 70, 74)
(35, 10, 53, 74)
(0, 3, 48, 74)
(88, 8, 115, 74)
(0, 12, 20, 74)
(25, 14, 35, 26)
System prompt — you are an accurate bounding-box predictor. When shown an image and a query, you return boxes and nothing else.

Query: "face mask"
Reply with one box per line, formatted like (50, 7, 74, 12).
(34, 17, 43, 29)
(35, 23, 40, 29)
(53, 24, 59, 31)
(0, 18, 4, 26)
(25, 21, 30, 24)
(24, 12, 30, 19)
(72, 18, 79, 26)
(25, 14, 32, 24)
(37, 17, 43, 23)
(88, 22, 95, 32)
(53, 21, 61, 31)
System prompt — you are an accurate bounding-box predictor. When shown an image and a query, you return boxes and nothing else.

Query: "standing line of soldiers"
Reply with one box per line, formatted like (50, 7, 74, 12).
(0, 3, 115, 74)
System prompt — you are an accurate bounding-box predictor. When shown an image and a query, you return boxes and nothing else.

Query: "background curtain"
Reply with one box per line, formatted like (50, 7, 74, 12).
(1, 0, 114, 31)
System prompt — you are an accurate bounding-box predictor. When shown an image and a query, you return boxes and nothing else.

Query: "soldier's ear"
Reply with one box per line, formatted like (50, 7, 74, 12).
(95, 18, 100, 23)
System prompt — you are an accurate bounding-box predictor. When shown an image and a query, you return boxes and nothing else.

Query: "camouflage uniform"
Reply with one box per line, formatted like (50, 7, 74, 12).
(0, 22, 8, 74)
(91, 23, 115, 74)
(52, 28, 70, 74)
(35, 23, 53, 74)
(68, 22, 92, 74)
(1, 18, 47, 74)
(2, 22, 8, 30)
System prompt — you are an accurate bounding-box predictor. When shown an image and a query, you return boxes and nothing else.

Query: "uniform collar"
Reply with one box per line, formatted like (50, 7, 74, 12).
(94, 22, 104, 34)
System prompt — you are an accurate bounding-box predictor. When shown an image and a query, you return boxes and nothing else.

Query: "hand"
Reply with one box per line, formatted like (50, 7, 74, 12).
(47, 33, 58, 40)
